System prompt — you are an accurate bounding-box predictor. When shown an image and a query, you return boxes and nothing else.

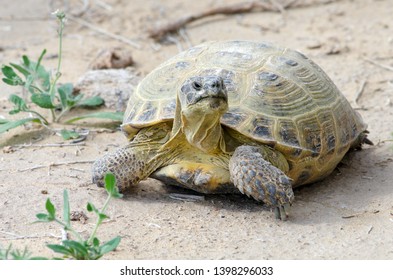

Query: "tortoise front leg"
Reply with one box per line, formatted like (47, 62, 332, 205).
(92, 124, 171, 191)
(92, 145, 148, 191)
(229, 145, 295, 220)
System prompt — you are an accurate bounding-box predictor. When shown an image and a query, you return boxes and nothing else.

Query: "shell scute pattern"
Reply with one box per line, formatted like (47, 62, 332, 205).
(137, 102, 157, 123)
(121, 41, 366, 185)
(221, 110, 247, 127)
(250, 117, 275, 142)
(276, 119, 301, 149)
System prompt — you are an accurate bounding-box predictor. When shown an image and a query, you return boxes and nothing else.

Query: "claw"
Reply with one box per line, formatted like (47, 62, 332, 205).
(274, 203, 291, 221)
(274, 207, 281, 220)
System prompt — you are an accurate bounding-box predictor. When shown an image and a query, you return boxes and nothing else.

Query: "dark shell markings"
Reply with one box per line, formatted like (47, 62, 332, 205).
(121, 40, 367, 186)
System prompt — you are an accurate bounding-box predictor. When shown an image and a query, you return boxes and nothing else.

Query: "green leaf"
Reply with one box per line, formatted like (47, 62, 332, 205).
(31, 93, 56, 109)
(57, 83, 73, 96)
(0, 118, 39, 134)
(47, 244, 72, 256)
(24, 56, 50, 93)
(9, 110, 20, 115)
(65, 112, 124, 123)
(104, 173, 116, 193)
(77, 96, 105, 108)
(8, 247, 33, 260)
(86, 202, 97, 213)
(63, 190, 70, 228)
(57, 83, 73, 109)
(45, 198, 56, 220)
(10, 62, 30, 77)
(92, 237, 100, 247)
(104, 173, 123, 198)
(99, 236, 121, 255)
(62, 240, 89, 258)
(69, 94, 83, 107)
(35, 213, 50, 222)
(59, 129, 80, 140)
(25, 75, 36, 93)
(98, 213, 108, 220)
(58, 89, 67, 109)
(22, 55, 30, 67)
(2, 65, 19, 79)
(2, 77, 22, 86)
(2, 78, 15, 86)
(35, 49, 47, 72)
(35, 65, 51, 90)
(57, 83, 85, 108)
(1, 65, 24, 86)
(9, 94, 28, 112)
(87, 202, 108, 220)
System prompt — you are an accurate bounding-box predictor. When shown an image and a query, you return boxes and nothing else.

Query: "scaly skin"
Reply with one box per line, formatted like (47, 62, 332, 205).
(229, 145, 294, 220)
(92, 124, 172, 192)
(92, 75, 296, 220)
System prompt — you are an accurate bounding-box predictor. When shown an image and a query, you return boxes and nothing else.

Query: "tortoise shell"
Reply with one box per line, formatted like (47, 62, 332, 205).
(122, 40, 366, 186)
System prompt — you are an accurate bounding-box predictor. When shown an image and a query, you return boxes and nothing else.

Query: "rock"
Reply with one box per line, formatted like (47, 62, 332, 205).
(74, 68, 141, 111)
(89, 47, 134, 70)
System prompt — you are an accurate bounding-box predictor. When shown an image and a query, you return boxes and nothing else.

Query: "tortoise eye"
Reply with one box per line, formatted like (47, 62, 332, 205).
(192, 81, 202, 90)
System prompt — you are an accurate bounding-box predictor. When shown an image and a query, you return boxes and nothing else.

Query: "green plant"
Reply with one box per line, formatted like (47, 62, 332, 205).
(0, 244, 45, 260)
(35, 173, 123, 260)
(0, 10, 123, 137)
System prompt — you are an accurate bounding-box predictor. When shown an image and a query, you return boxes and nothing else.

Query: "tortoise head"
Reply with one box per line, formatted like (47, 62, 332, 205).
(173, 75, 228, 153)
(179, 75, 228, 111)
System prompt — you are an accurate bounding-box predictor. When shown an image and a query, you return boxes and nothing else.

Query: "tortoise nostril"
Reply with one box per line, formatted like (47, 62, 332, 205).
(209, 78, 223, 90)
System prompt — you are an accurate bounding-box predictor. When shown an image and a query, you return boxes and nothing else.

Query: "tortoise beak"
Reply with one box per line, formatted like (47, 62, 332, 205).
(194, 76, 228, 104)
(194, 89, 228, 104)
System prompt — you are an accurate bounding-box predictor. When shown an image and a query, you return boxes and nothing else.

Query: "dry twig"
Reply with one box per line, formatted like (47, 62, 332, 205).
(149, 1, 274, 40)
(364, 57, 393, 72)
(0, 230, 50, 240)
(148, 0, 335, 40)
(354, 80, 367, 106)
(16, 160, 94, 173)
(68, 15, 141, 49)
(13, 143, 86, 149)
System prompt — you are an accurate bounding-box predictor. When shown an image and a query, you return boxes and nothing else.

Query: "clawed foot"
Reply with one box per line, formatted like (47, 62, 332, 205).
(92, 147, 145, 192)
(229, 145, 295, 221)
(274, 203, 291, 221)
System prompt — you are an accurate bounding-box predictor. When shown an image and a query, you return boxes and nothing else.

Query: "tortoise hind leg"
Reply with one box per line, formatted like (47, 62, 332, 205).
(352, 130, 373, 150)
(229, 145, 294, 220)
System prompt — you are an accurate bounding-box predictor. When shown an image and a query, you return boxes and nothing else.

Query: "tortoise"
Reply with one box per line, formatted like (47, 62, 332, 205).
(92, 40, 370, 220)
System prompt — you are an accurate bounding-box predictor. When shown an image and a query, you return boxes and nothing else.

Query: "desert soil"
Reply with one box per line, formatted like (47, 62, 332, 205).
(0, 0, 392, 260)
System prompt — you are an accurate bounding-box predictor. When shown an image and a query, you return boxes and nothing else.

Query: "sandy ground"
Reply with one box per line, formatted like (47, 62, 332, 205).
(0, 0, 392, 260)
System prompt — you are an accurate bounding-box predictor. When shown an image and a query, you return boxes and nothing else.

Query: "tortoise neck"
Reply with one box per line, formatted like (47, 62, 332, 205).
(182, 112, 225, 153)
(172, 97, 226, 154)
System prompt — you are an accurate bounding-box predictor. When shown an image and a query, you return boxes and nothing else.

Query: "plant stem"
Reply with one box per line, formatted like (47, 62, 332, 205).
(56, 17, 64, 79)
(50, 109, 56, 123)
(87, 195, 112, 244)
(29, 84, 45, 94)
(50, 11, 65, 121)
(54, 218, 84, 242)
(26, 110, 49, 125)
(55, 107, 69, 123)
